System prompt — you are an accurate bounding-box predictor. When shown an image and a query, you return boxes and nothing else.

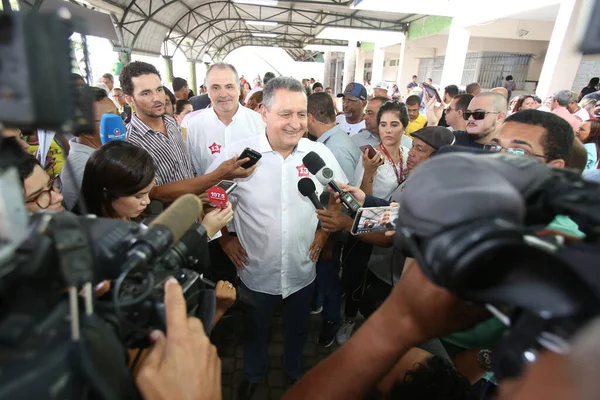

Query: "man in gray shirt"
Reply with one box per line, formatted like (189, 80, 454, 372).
(307, 92, 362, 181)
(60, 87, 120, 210)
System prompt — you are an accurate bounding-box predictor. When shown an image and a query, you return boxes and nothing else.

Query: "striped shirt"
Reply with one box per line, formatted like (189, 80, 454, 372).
(126, 113, 195, 185)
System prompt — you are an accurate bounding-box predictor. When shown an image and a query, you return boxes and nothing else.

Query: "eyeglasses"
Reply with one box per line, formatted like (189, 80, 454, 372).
(463, 111, 501, 121)
(484, 144, 551, 160)
(26, 175, 62, 209)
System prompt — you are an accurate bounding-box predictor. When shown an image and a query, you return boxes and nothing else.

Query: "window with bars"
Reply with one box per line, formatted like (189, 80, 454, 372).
(418, 52, 531, 88)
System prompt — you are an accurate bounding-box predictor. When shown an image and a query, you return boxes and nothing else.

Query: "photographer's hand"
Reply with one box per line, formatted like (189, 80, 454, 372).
(284, 259, 487, 400)
(136, 279, 221, 400)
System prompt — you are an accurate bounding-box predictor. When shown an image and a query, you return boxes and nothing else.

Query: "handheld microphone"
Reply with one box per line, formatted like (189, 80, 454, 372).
(298, 178, 324, 210)
(99, 113, 126, 144)
(302, 151, 361, 216)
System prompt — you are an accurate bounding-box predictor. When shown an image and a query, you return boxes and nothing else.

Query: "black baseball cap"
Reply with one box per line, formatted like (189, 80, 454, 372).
(412, 126, 456, 150)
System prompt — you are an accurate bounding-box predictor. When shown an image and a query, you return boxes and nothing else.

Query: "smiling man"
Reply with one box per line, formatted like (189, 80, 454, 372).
(206, 77, 348, 399)
(187, 63, 265, 177)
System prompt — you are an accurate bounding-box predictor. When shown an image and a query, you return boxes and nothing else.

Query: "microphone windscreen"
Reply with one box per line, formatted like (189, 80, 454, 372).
(99, 114, 126, 145)
(302, 151, 326, 174)
(298, 177, 317, 196)
(149, 194, 204, 244)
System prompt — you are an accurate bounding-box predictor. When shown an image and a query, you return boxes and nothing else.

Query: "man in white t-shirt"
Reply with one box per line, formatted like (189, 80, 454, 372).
(207, 76, 347, 398)
(186, 63, 265, 176)
(335, 82, 367, 137)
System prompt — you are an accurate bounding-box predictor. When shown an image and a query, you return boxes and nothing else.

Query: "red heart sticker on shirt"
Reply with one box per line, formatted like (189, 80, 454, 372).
(207, 186, 228, 208)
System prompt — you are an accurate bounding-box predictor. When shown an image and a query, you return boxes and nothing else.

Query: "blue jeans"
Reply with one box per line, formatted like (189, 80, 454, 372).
(243, 281, 315, 382)
(313, 259, 341, 326)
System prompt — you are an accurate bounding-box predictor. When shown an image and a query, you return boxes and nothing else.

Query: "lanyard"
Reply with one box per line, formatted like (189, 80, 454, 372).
(379, 143, 404, 185)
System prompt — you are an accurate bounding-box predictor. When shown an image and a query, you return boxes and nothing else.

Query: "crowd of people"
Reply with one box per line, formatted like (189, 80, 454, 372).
(3, 60, 600, 400)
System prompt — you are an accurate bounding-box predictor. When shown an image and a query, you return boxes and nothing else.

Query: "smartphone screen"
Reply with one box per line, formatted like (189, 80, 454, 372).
(351, 206, 400, 235)
(216, 180, 238, 194)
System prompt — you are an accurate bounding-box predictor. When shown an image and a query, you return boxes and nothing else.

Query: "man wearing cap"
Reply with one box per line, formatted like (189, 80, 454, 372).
(336, 83, 368, 137)
(373, 82, 391, 99)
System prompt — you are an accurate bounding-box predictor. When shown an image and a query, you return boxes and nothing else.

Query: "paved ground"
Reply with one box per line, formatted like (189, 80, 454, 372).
(212, 311, 363, 400)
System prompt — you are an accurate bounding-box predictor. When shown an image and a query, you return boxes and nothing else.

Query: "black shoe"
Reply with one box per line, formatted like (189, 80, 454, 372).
(318, 320, 337, 347)
(237, 379, 258, 400)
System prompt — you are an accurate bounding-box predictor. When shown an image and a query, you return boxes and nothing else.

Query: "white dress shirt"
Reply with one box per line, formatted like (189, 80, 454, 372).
(336, 114, 366, 137)
(206, 134, 348, 298)
(187, 105, 265, 175)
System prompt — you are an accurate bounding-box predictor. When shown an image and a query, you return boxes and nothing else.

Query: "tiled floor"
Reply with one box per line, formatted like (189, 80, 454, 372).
(213, 311, 363, 400)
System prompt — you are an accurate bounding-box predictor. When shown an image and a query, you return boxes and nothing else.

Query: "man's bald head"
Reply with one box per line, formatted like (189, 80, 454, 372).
(474, 92, 509, 113)
(491, 87, 509, 100)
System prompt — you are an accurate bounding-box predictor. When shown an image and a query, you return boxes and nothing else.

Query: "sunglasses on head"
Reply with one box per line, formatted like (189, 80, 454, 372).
(463, 110, 501, 121)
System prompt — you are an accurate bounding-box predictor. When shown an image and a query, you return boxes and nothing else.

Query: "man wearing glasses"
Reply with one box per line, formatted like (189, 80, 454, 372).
(60, 87, 120, 210)
(454, 92, 507, 149)
(19, 152, 64, 213)
(485, 109, 582, 237)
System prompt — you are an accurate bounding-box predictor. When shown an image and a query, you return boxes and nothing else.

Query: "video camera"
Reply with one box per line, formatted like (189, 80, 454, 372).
(0, 9, 219, 399)
(395, 151, 600, 380)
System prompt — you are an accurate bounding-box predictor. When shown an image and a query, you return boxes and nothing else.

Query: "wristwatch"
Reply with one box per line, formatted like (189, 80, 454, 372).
(477, 349, 493, 371)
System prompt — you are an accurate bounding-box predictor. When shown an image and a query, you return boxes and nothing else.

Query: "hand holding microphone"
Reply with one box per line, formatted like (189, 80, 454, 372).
(302, 151, 361, 216)
(297, 178, 324, 210)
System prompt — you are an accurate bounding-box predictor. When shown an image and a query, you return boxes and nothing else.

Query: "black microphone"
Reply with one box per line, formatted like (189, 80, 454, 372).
(298, 177, 324, 210)
(302, 151, 361, 216)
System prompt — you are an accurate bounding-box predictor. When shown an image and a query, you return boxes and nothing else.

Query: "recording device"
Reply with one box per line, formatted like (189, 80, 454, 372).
(121, 104, 132, 124)
(0, 11, 94, 134)
(238, 147, 262, 169)
(99, 113, 126, 144)
(394, 151, 600, 380)
(297, 177, 324, 210)
(351, 206, 399, 235)
(422, 82, 442, 103)
(216, 179, 238, 195)
(359, 144, 377, 159)
(302, 151, 361, 216)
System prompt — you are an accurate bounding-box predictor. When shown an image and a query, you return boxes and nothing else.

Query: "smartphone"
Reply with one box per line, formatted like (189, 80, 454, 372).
(351, 206, 400, 235)
(422, 82, 442, 103)
(215, 180, 238, 195)
(238, 147, 262, 169)
(359, 144, 377, 159)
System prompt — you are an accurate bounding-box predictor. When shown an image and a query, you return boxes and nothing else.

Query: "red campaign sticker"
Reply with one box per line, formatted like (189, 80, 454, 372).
(208, 142, 222, 154)
(296, 164, 309, 177)
(207, 186, 228, 208)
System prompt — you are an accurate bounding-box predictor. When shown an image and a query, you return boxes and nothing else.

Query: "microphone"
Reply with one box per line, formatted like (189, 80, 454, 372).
(302, 151, 361, 216)
(298, 178, 324, 210)
(99, 113, 126, 145)
(123, 194, 204, 269)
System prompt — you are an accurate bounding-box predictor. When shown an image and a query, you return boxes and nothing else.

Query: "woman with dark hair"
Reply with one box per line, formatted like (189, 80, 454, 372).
(579, 77, 599, 102)
(163, 86, 176, 116)
(174, 99, 193, 126)
(577, 120, 600, 169)
(512, 95, 536, 113)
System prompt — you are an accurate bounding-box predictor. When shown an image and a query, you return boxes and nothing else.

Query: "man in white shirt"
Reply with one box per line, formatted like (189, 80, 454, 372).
(335, 82, 367, 136)
(206, 76, 347, 399)
(187, 63, 266, 176)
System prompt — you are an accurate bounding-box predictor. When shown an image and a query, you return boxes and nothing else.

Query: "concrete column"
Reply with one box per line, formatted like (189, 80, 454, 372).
(355, 50, 365, 84)
(343, 41, 358, 88)
(163, 56, 174, 84)
(188, 60, 197, 95)
(197, 62, 208, 92)
(323, 51, 332, 88)
(535, 0, 583, 99)
(371, 44, 385, 84)
(439, 19, 470, 89)
(396, 42, 406, 89)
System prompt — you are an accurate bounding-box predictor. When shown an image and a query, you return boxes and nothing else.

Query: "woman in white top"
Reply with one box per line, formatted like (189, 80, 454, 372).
(577, 120, 600, 170)
(354, 100, 410, 200)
